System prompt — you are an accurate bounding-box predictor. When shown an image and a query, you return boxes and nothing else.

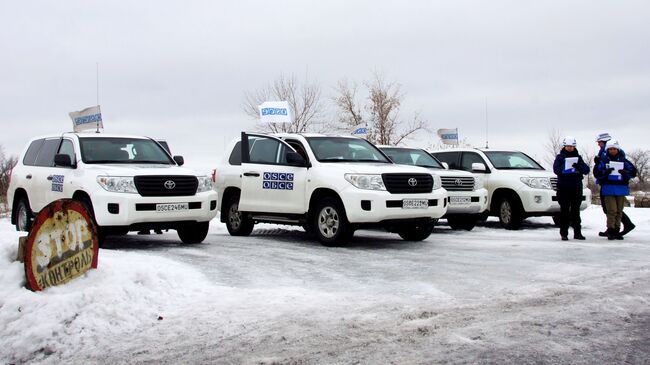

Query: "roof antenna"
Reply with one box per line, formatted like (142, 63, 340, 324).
(96, 62, 100, 133)
(484, 96, 489, 149)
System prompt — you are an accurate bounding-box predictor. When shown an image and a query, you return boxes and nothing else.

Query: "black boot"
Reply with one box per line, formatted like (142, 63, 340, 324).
(560, 227, 569, 241)
(606, 228, 616, 240)
(614, 226, 624, 240)
(620, 213, 635, 236)
(573, 227, 586, 240)
(598, 230, 608, 237)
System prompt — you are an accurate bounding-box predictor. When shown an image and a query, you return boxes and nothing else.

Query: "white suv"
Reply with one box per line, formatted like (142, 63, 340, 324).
(430, 148, 591, 230)
(213, 133, 448, 245)
(7, 133, 218, 244)
(379, 146, 488, 230)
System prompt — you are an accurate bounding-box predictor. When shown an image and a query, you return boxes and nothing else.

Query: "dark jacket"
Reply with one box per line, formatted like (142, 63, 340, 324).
(553, 148, 590, 191)
(594, 151, 636, 196)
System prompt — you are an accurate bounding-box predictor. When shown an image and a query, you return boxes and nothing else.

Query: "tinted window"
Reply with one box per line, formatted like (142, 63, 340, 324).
(80, 137, 173, 164)
(460, 152, 486, 171)
(307, 137, 390, 163)
(381, 148, 443, 168)
(57, 139, 76, 166)
(433, 151, 461, 169)
(285, 140, 309, 162)
(34, 138, 61, 167)
(22, 139, 44, 166)
(229, 141, 242, 165)
(248, 136, 289, 164)
(483, 151, 543, 170)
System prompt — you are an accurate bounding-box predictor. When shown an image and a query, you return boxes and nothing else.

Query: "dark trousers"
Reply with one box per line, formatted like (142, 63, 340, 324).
(599, 189, 632, 229)
(558, 189, 582, 235)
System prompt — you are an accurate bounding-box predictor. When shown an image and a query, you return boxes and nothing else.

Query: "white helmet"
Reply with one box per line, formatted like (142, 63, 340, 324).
(562, 136, 577, 147)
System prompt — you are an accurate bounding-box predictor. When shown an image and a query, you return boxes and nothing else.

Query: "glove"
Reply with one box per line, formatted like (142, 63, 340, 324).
(572, 163, 579, 168)
(618, 169, 625, 174)
(594, 156, 600, 164)
(605, 167, 614, 175)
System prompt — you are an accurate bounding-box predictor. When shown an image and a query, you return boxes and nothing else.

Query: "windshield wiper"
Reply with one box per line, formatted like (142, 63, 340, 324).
(127, 160, 171, 164)
(85, 160, 129, 164)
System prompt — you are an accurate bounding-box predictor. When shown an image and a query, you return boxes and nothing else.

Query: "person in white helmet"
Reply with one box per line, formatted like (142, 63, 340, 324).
(594, 133, 635, 237)
(553, 136, 590, 240)
(594, 140, 637, 240)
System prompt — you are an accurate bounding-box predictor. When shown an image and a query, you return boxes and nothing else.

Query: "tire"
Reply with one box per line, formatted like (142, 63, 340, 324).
(14, 196, 33, 232)
(447, 217, 477, 231)
(177, 222, 209, 244)
(225, 194, 254, 236)
(398, 220, 435, 241)
(498, 196, 523, 230)
(312, 197, 352, 246)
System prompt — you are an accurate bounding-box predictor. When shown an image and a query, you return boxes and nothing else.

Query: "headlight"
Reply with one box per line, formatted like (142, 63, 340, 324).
(344, 174, 386, 191)
(432, 175, 442, 190)
(97, 176, 137, 193)
(474, 176, 484, 190)
(196, 176, 213, 193)
(520, 177, 552, 190)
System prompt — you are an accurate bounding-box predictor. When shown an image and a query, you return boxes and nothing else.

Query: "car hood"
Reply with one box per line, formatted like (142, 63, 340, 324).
(81, 164, 204, 176)
(491, 168, 554, 178)
(316, 162, 434, 175)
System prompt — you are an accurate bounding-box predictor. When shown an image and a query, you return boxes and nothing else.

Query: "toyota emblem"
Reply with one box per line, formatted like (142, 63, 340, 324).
(408, 178, 418, 187)
(454, 179, 463, 186)
(164, 180, 176, 190)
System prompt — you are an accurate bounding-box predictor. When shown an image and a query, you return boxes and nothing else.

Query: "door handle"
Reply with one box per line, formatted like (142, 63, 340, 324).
(47, 175, 53, 181)
(26, 174, 32, 179)
(243, 172, 260, 177)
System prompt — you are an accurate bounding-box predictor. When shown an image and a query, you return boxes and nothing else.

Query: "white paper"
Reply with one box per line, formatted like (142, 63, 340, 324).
(564, 157, 578, 172)
(608, 161, 624, 176)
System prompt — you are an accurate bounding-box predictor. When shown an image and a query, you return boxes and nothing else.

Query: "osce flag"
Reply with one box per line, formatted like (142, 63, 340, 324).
(353, 127, 368, 135)
(437, 128, 459, 145)
(69, 105, 103, 132)
(258, 101, 292, 124)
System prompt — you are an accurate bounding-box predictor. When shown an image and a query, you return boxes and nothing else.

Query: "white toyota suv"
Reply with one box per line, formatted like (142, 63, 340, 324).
(213, 132, 448, 245)
(379, 146, 488, 230)
(430, 148, 591, 230)
(7, 133, 218, 244)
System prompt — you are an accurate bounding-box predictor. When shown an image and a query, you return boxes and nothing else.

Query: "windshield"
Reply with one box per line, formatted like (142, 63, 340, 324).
(380, 147, 443, 168)
(80, 137, 174, 164)
(483, 151, 543, 170)
(307, 137, 390, 163)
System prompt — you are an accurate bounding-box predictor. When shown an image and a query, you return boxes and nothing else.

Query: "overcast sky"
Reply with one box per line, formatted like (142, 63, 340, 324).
(1, 0, 649, 172)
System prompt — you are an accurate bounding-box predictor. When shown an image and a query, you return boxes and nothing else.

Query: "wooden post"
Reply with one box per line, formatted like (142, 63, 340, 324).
(17, 236, 27, 263)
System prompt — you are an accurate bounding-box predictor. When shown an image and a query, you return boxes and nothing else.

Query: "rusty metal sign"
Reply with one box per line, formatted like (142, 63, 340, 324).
(24, 199, 99, 291)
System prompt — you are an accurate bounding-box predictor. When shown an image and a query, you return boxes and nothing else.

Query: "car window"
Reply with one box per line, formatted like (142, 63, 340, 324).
(307, 137, 390, 163)
(285, 139, 309, 162)
(433, 151, 461, 169)
(248, 136, 289, 165)
(34, 138, 61, 167)
(460, 152, 486, 171)
(57, 139, 76, 166)
(80, 137, 173, 164)
(229, 141, 242, 165)
(381, 148, 443, 168)
(483, 151, 543, 170)
(22, 139, 45, 166)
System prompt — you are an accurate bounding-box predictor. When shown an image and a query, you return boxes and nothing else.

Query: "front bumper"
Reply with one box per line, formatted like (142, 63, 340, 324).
(90, 189, 219, 226)
(340, 187, 448, 223)
(520, 188, 591, 215)
(443, 188, 489, 216)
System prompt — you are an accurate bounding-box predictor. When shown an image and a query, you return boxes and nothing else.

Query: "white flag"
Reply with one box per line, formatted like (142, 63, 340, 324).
(69, 105, 103, 132)
(437, 128, 459, 145)
(258, 101, 292, 124)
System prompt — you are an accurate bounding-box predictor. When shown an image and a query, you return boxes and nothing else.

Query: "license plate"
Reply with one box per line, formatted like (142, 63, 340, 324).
(402, 199, 428, 209)
(156, 203, 189, 212)
(449, 196, 471, 205)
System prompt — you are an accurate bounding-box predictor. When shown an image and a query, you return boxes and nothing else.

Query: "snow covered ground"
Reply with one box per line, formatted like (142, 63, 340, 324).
(1, 206, 649, 364)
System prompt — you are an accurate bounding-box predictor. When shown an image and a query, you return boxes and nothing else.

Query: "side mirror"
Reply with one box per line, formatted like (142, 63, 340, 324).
(173, 155, 184, 166)
(286, 152, 307, 167)
(54, 154, 74, 168)
(472, 162, 487, 172)
(441, 162, 449, 169)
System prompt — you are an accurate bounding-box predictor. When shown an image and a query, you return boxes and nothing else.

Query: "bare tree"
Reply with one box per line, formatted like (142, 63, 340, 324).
(0, 146, 18, 213)
(544, 128, 563, 167)
(626, 148, 650, 191)
(580, 146, 598, 196)
(243, 74, 323, 133)
(334, 72, 427, 145)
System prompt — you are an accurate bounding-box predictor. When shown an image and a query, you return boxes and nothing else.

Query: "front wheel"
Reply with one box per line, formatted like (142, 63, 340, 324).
(398, 220, 435, 241)
(225, 194, 254, 236)
(14, 196, 33, 232)
(498, 196, 523, 230)
(177, 222, 209, 244)
(312, 197, 352, 246)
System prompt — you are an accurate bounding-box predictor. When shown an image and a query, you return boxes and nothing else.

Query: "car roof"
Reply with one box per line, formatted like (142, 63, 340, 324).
(429, 147, 523, 153)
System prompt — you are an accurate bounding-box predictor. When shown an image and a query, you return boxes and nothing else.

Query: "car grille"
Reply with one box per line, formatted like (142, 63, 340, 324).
(441, 176, 474, 191)
(134, 175, 198, 196)
(550, 177, 558, 191)
(382, 173, 433, 194)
